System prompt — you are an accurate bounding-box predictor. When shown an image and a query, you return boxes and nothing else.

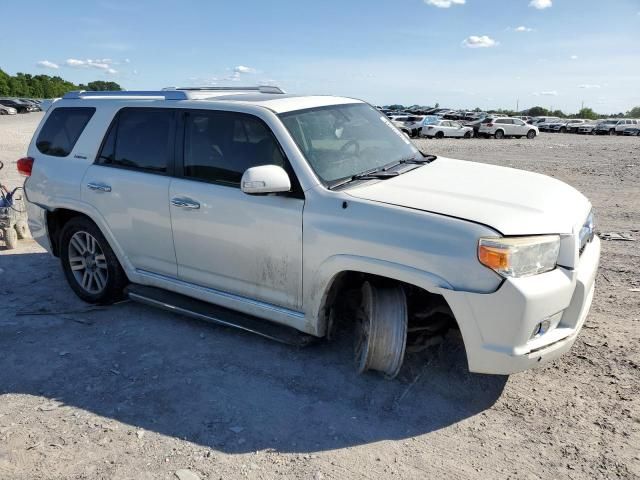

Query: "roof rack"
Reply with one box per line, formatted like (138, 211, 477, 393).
(163, 85, 285, 94)
(63, 85, 285, 102)
(63, 90, 188, 100)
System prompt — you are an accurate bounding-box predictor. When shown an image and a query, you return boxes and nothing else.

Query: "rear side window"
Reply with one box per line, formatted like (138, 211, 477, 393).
(97, 108, 174, 173)
(182, 110, 285, 187)
(36, 107, 95, 157)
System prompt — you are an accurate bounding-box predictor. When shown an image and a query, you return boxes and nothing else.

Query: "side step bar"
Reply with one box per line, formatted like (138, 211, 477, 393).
(125, 284, 316, 347)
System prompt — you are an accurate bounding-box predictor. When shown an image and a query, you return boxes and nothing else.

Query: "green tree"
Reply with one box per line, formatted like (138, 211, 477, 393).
(627, 106, 640, 118)
(577, 107, 598, 120)
(0, 66, 121, 98)
(86, 80, 122, 91)
(527, 106, 549, 117)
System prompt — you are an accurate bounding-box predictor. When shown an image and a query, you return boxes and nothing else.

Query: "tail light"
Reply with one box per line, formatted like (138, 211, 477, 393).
(486, 123, 494, 127)
(17, 157, 34, 176)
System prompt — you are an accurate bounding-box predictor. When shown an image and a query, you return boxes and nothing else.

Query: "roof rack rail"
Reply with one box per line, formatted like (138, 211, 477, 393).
(163, 85, 285, 94)
(63, 90, 189, 100)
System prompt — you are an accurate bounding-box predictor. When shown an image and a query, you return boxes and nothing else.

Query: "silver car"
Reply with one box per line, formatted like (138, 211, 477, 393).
(0, 104, 17, 115)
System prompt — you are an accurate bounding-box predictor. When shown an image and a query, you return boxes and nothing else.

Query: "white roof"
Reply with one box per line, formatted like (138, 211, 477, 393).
(207, 94, 363, 113)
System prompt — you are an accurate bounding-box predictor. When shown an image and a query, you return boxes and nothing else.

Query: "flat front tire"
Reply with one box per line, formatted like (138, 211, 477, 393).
(60, 216, 127, 304)
(355, 281, 408, 378)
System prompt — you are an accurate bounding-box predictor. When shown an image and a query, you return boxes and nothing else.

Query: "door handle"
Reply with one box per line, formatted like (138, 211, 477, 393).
(170, 197, 200, 209)
(87, 182, 112, 193)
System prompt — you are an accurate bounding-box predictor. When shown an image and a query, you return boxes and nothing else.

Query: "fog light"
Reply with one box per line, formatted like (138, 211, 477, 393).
(531, 319, 551, 339)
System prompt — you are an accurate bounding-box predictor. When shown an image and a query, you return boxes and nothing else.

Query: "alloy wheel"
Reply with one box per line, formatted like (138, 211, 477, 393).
(68, 231, 109, 294)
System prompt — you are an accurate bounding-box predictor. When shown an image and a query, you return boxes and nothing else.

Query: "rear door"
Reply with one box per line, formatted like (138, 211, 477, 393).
(82, 107, 177, 276)
(169, 109, 304, 310)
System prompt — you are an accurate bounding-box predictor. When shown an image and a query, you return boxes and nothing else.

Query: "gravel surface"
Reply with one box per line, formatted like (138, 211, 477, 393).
(0, 113, 639, 479)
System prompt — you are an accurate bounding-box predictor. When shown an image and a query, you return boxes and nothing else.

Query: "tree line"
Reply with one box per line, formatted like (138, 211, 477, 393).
(0, 68, 121, 98)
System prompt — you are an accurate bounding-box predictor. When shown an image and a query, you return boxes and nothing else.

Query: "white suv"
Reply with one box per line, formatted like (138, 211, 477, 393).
(19, 87, 600, 378)
(478, 117, 539, 139)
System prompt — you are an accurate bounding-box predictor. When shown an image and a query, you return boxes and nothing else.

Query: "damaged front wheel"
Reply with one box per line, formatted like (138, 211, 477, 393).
(355, 281, 408, 378)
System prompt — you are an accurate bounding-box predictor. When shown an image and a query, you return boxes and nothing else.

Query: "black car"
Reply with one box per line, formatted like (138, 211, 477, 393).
(0, 98, 33, 113)
(19, 99, 42, 111)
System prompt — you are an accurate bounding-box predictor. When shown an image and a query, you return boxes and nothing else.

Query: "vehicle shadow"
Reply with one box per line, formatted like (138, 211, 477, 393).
(0, 251, 507, 454)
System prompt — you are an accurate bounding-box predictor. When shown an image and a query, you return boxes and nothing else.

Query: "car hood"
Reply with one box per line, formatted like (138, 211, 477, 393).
(346, 157, 591, 235)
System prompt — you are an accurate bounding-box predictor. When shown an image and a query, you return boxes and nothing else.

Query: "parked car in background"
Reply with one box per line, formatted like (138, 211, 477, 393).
(390, 115, 425, 137)
(530, 117, 560, 128)
(421, 120, 473, 138)
(576, 121, 601, 134)
(546, 119, 587, 133)
(20, 99, 42, 111)
(0, 104, 18, 115)
(593, 119, 636, 135)
(615, 119, 639, 135)
(623, 127, 640, 136)
(478, 117, 538, 139)
(0, 98, 35, 113)
(513, 116, 532, 123)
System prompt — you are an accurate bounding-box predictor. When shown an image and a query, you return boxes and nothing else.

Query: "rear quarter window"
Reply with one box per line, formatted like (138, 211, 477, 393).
(36, 107, 95, 157)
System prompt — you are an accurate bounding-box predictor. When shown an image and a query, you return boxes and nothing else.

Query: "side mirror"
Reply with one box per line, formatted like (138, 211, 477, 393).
(241, 165, 291, 195)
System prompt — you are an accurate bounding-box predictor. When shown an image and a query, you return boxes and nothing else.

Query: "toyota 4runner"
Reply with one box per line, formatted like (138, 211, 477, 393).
(19, 87, 600, 378)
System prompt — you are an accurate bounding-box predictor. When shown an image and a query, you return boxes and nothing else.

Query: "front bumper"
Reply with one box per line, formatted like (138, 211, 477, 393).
(443, 236, 600, 375)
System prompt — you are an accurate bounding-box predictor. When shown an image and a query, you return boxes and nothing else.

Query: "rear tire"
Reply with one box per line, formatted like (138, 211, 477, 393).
(559, 127, 567, 134)
(435, 131, 444, 139)
(60, 216, 128, 304)
(463, 131, 471, 139)
(494, 129, 505, 139)
(526, 130, 536, 139)
(355, 281, 407, 378)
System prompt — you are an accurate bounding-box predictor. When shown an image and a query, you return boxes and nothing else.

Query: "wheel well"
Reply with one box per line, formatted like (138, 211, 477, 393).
(321, 271, 458, 347)
(46, 209, 92, 257)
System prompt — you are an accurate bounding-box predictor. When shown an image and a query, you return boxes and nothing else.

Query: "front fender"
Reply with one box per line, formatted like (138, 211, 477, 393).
(306, 254, 453, 336)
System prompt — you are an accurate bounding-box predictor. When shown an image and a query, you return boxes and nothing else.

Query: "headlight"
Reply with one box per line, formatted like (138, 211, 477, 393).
(478, 235, 560, 278)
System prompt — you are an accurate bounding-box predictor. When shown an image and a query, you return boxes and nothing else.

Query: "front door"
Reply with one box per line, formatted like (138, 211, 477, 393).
(169, 109, 304, 310)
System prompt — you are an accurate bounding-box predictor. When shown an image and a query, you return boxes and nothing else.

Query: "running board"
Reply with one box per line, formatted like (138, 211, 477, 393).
(125, 284, 316, 347)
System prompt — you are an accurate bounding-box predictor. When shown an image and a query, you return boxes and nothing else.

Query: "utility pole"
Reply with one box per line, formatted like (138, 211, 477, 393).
(516, 98, 519, 113)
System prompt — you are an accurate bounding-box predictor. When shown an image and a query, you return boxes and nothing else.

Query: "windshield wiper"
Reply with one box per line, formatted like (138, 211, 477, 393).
(352, 170, 400, 180)
(398, 154, 437, 164)
(327, 154, 436, 190)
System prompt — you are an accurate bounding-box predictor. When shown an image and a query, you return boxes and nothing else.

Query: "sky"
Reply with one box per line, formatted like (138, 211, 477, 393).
(1, 0, 639, 113)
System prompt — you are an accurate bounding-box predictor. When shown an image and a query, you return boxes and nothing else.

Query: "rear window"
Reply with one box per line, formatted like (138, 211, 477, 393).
(36, 107, 95, 157)
(97, 108, 174, 174)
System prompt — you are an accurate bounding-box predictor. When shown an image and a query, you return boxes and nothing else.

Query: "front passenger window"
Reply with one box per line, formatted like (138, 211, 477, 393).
(183, 111, 285, 187)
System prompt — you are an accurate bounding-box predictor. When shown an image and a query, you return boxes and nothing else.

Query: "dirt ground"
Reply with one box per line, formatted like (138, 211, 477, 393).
(0, 113, 638, 480)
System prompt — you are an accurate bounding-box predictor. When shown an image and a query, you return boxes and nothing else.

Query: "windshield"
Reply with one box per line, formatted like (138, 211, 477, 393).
(280, 103, 421, 185)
